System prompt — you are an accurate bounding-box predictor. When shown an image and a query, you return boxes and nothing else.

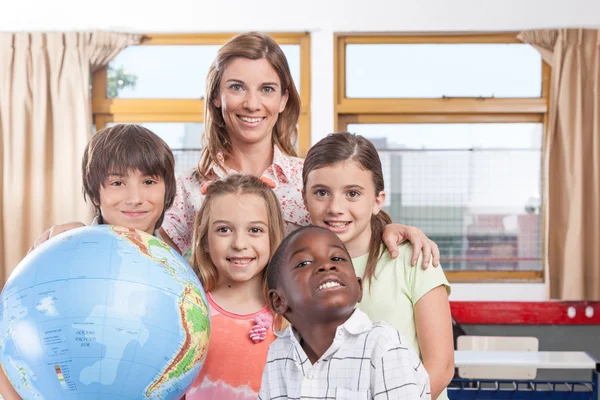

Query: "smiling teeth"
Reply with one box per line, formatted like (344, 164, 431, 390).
(327, 222, 349, 228)
(318, 281, 341, 291)
(239, 116, 263, 123)
(230, 259, 252, 265)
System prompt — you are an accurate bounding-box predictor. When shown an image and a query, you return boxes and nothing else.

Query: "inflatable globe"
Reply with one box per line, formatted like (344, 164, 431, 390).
(0, 225, 210, 399)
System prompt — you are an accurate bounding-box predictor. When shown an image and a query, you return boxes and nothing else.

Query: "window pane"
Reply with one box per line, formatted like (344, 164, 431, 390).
(281, 45, 301, 95)
(108, 44, 301, 99)
(346, 44, 542, 98)
(347, 123, 543, 271)
(105, 122, 203, 174)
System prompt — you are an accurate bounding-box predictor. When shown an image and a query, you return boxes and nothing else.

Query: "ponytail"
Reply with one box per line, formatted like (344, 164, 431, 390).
(363, 210, 393, 288)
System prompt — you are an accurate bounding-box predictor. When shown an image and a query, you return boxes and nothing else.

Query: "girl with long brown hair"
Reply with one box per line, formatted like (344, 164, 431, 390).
(302, 132, 455, 400)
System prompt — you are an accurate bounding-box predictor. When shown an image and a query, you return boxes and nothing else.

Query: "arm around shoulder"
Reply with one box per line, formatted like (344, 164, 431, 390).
(382, 223, 440, 268)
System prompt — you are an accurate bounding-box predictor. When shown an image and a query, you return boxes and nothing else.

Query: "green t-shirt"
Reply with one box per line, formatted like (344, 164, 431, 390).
(352, 242, 451, 399)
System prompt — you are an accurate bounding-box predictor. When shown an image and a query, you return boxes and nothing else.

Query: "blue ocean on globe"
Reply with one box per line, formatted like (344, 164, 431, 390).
(0, 225, 211, 400)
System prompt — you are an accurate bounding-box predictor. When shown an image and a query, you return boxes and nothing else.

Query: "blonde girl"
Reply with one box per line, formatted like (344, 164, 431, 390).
(184, 174, 285, 400)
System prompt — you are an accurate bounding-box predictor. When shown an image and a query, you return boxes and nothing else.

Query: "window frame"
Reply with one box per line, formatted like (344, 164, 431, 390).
(92, 32, 312, 156)
(334, 32, 550, 283)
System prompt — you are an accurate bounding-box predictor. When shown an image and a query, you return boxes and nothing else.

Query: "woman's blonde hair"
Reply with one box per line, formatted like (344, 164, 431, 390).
(197, 32, 301, 180)
(191, 174, 288, 329)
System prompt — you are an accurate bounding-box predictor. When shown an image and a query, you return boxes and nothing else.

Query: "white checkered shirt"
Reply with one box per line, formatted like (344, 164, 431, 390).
(258, 309, 431, 399)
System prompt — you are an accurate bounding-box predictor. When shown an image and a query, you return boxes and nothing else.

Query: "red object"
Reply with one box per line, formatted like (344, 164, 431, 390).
(451, 301, 600, 325)
(200, 180, 214, 195)
(259, 177, 276, 188)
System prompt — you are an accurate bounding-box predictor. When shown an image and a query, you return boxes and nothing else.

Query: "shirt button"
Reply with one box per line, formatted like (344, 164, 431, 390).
(307, 373, 314, 380)
(337, 330, 343, 337)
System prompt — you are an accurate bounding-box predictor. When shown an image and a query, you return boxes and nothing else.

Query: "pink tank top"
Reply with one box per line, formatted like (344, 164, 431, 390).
(185, 292, 276, 400)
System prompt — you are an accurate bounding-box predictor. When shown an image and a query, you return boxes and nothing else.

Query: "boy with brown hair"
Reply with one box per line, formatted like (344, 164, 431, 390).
(29, 123, 177, 246)
(1, 124, 178, 399)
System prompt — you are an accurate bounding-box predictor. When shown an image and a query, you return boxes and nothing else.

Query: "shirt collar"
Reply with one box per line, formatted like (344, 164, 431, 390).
(275, 309, 372, 366)
(206, 145, 294, 182)
(275, 308, 372, 339)
(271, 145, 294, 182)
(341, 308, 373, 335)
(206, 152, 234, 179)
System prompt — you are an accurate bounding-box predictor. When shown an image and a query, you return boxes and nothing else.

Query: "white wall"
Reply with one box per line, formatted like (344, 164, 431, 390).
(3, 0, 598, 300)
(3, 0, 600, 33)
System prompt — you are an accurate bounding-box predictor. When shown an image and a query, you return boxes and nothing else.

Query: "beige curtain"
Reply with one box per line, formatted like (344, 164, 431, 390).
(518, 29, 600, 300)
(0, 32, 142, 283)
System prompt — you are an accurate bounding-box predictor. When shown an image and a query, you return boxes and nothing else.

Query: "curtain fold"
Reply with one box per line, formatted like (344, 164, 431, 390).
(519, 29, 600, 300)
(0, 32, 142, 282)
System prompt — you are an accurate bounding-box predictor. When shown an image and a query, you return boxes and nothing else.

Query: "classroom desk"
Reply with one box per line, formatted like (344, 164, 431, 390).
(449, 351, 599, 399)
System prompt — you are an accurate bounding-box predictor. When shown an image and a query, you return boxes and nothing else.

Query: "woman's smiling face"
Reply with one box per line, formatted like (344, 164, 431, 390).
(214, 57, 289, 149)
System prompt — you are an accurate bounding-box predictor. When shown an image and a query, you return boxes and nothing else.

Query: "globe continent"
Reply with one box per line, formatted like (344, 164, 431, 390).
(0, 225, 210, 400)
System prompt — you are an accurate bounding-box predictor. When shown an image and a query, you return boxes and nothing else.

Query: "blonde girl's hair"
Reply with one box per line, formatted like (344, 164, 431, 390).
(191, 174, 288, 329)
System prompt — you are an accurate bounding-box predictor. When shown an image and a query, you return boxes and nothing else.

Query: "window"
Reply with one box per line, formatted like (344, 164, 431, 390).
(93, 33, 311, 169)
(335, 34, 549, 282)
